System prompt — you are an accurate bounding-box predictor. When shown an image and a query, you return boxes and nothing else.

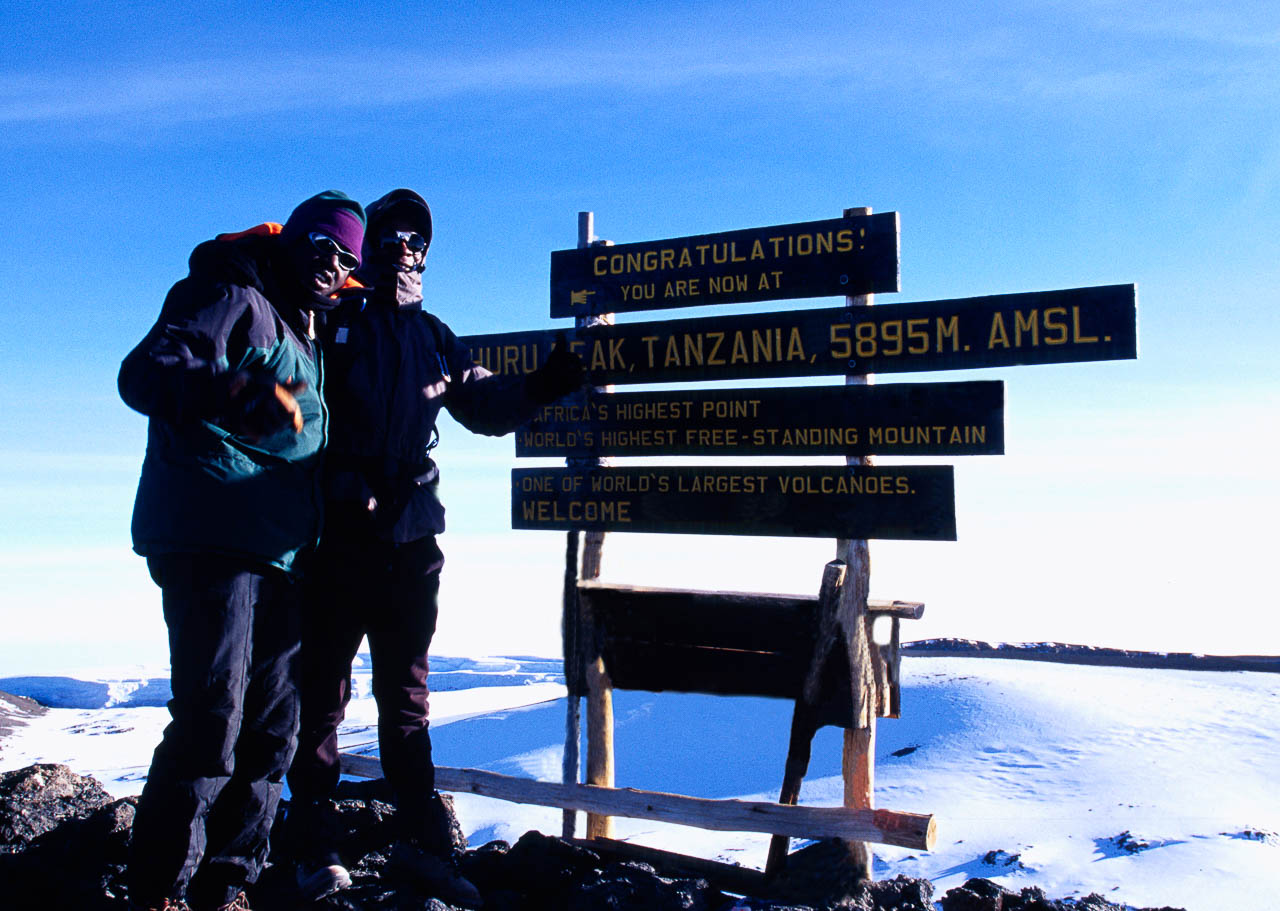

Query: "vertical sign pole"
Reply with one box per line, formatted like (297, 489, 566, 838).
(561, 527, 581, 839)
(838, 206, 876, 881)
(561, 212, 594, 837)
(575, 212, 617, 840)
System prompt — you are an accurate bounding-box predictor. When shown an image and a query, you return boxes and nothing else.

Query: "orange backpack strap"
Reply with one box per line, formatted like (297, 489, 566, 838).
(215, 222, 284, 242)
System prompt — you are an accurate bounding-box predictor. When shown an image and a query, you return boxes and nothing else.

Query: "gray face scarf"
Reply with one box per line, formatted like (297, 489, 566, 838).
(389, 267, 423, 307)
(356, 261, 424, 308)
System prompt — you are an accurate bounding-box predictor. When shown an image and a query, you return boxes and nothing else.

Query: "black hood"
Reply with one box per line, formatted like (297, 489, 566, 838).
(361, 188, 433, 264)
(188, 233, 277, 292)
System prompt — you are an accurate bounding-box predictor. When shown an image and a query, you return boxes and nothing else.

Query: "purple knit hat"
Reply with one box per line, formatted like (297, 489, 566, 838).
(281, 190, 367, 266)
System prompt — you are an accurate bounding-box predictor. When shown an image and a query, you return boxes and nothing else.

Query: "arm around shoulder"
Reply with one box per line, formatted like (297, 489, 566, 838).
(118, 279, 247, 425)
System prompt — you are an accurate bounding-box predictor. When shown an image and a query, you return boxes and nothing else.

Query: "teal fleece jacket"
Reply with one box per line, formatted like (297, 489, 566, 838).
(119, 233, 326, 573)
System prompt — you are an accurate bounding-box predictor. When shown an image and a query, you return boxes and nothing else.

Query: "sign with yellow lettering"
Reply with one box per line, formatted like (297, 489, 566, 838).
(515, 381, 1004, 457)
(464, 283, 1137, 385)
(512, 465, 956, 540)
(549, 213, 901, 317)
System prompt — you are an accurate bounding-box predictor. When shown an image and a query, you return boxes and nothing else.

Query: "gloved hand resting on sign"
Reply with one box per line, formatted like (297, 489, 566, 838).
(527, 336, 586, 405)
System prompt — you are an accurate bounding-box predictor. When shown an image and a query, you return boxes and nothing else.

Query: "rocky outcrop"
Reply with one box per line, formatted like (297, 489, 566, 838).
(0, 764, 1187, 911)
(0, 689, 46, 741)
(0, 764, 135, 909)
(0, 762, 114, 849)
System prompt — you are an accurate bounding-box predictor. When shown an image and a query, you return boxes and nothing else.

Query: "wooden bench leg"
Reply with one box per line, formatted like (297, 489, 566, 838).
(765, 703, 818, 876)
(585, 655, 615, 838)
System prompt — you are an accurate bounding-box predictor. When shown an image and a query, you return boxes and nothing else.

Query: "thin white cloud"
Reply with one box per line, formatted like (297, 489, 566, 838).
(1078, 0, 1280, 49)
(0, 47, 838, 127)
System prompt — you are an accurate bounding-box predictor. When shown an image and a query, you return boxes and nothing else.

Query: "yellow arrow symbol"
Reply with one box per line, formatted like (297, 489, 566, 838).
(570, 289, 596, 306)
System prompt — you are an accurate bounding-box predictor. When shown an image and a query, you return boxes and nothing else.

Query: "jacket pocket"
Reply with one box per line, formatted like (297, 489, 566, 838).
(385, 460, 444, 543)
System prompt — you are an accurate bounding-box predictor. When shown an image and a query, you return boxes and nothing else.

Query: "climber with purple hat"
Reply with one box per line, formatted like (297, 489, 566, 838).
(119, 191, 366, 911)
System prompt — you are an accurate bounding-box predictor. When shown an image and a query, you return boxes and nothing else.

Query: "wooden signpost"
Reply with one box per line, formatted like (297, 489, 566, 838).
(477, 209, 1135, 883)
(552, 206, 956, 876)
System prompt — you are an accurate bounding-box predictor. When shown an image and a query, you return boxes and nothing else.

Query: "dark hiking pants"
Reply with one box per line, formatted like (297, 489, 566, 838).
(287, 528, 444, 851)
(128, 553, 302, 908)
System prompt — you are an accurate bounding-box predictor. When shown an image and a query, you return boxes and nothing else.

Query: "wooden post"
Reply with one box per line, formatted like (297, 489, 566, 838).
(562, 212, 598, 837)
(565, 210, 617, 839)
(584, 616, 615, 838)
(839, 205, 877, 881)
(561, 529, 582, 838)
(574, 213, 612, 593)
(888, 616, 902, 718)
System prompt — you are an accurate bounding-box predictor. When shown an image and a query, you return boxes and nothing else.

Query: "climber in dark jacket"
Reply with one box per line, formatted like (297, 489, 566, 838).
(286, 188, 583, 907)
(120, 191, 366, 911)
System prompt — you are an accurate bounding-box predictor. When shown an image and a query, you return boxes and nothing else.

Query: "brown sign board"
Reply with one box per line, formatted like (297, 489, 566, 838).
(549, 213, 901, 317)
(515, 381, 1004, 457)
(511, 465, 956, 540)
(463, 283, 1137, 386)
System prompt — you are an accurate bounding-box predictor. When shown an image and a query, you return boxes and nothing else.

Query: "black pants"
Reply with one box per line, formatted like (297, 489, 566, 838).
(287, 526, 444, 849)
(128, 553, 302, 908)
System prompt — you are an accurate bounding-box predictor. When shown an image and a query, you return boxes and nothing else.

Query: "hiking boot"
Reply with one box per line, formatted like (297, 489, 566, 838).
(295, 857, 353, 901)
(388, 840, 483, 908)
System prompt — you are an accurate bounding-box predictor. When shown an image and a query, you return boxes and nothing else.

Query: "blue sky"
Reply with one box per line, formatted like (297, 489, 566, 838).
(1, 1, 1277, 672)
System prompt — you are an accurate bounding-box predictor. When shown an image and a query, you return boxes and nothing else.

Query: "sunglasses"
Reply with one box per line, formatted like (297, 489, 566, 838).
(380, 230, 428, 254)
(307, 232, 359, 271)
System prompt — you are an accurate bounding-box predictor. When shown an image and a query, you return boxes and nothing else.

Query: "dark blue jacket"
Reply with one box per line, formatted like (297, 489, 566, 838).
(321, 280, 536, 543)
(119, 234, 326, 572)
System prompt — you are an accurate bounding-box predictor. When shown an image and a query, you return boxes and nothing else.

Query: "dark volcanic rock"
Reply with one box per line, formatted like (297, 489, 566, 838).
(766, 838, 864, 906)
(939, 876, 1009, 911)
(566, 860, 714, 911)
(1109, 831, 1152, 855)
(490, 830, 603, 904)
(851, 874, 936, 911)
(940, 877, 1186, 911)
(982, 849, 1025, 870)
(456, 837, 511, 890)
(763, 841, 934, 910)
(0, 775, 134, 911)
(331, 777, 469, 856)
(0, 762, 113, 850)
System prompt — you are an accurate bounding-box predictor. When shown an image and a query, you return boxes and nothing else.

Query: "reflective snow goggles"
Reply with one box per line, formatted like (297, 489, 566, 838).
(380, 230, 428, 253)
(307, 232, 360, 271)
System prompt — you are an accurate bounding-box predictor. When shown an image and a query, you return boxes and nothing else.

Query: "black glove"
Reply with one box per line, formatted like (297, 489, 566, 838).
(224, 370, 306, 441)
(527, 337, 585, 405)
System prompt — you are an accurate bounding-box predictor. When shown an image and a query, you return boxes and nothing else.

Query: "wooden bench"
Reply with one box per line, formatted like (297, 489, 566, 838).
(572, 578, 923, 722)
(564, 561, 926, 870)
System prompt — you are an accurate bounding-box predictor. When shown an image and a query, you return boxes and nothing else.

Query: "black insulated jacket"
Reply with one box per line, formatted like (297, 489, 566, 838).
(321, 280, 537, 543)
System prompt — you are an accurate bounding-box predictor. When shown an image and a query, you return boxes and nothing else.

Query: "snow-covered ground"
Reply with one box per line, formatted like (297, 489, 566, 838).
(2, 655, 1277, 911)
